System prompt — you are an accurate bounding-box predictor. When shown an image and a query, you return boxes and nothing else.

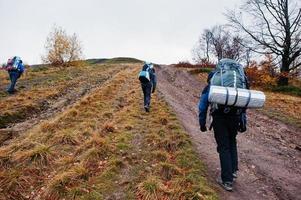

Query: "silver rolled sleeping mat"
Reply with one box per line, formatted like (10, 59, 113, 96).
(208, 86, 266, 108)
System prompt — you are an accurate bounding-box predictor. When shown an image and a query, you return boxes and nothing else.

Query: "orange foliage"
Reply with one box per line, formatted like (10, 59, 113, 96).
(245, 55, 277, 88)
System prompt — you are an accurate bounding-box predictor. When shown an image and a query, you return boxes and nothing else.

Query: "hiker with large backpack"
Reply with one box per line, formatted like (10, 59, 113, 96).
(2, 56, 25, 94)
(138, 62, 157, 112)
(198, 59, 265, 191)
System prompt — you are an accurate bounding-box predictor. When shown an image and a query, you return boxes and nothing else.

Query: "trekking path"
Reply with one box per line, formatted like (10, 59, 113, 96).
(156, 65, 301, 200)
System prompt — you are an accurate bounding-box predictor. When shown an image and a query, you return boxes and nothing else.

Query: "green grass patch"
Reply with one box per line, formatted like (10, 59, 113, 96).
(270, 85, 301, 97)
(259, 108, 301, 129)
(189, 68, 214, 74)
(105, 57, 143, 64)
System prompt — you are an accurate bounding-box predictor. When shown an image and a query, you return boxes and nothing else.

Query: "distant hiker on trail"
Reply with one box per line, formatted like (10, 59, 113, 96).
(198, 59, 249, 192)
(2, 56, 25, 94)
(138, 62, 157, 112)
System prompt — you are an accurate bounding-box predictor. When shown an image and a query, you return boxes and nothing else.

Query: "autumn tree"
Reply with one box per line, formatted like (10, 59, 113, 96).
(42, 26, 83, 67)
(227, 0, 301, 86)
(245, 54, 278, 87)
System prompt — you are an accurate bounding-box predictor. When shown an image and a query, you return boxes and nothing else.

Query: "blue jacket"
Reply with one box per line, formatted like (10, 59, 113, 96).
(198, 84, 210, 127)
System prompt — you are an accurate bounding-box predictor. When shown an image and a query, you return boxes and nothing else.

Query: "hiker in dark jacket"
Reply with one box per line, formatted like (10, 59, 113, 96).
(4, 57, 24, 94)
(140, 62, 157, 112)
(198, 70, 247, 192)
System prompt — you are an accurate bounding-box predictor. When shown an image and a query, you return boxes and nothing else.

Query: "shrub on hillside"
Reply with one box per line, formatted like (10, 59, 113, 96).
(42, 26, 84, 68)
(174, 61, 215, 68)
(174, 61, 195, 68)
(245, 55, 277, 88)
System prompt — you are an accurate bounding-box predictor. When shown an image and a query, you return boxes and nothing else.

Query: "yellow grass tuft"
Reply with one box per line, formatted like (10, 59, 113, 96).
(43, 165, 89, 199)
(81, 147, 109, 164)
(14, 144, 54, 166)
(157, 138, 178, 153)
(0, 169, 30, 198)
(136, 176, 166, 200)
(151, 150, 169, 162)
(51, 130, 80, 145)
(159, 162, 181, 181)
(40, 121, 60, 133)
(0, 149, 13, 168)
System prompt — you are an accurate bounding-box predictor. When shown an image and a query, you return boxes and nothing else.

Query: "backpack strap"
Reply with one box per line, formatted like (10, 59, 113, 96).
(244, 90, 252, 107)
(209, 102, 217, 131)
(232, 87, 239, 106)
(224, 87, 229, 105)
(220, 67, 224, 86)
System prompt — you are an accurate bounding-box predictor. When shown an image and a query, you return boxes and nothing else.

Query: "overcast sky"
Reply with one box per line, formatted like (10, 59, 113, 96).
(0, 0, 242, 65)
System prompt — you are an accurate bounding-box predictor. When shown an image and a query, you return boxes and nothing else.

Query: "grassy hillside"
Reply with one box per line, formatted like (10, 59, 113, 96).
(0, 60, 217, 199)
(0, 63, 124, 127)
(85, 57, 143, 65)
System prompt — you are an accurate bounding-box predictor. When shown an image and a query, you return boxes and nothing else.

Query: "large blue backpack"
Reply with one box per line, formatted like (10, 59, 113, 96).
(12, 56, 25, 73)
(210, 59, 247, 88)
(138, 64, 152, 83)
(209, 59, 248, 115)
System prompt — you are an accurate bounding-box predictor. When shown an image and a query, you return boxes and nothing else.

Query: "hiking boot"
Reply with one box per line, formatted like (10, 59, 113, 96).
(7, 90, 15, 94)
(216, 177, 233, 192)
(144, 106, 150, 112)
(233, 171, 238, 180)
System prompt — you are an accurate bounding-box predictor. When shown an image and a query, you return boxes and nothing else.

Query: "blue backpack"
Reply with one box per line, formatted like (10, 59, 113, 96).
(12, 56, 25, 73)
(17, 62, 25, 73)
(138, 64, 151, 83)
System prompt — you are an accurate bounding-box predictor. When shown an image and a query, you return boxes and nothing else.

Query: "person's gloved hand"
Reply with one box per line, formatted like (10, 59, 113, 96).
(200, 125, 207, 132)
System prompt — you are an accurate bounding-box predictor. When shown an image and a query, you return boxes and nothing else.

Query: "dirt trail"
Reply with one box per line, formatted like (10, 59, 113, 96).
(156, 65, 301, 200)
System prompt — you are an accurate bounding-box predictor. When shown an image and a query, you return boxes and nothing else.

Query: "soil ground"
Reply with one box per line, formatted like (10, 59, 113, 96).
(156, 65, 301, 200)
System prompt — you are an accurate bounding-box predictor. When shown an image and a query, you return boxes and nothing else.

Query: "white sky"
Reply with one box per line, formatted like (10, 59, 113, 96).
(0, 0, 241, 65)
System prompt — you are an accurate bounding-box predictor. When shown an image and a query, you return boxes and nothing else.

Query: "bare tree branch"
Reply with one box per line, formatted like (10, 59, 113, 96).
(227, 0, 301, 85)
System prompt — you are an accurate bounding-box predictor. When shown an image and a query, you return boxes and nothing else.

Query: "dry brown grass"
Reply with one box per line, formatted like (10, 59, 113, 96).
(14, 144, 54, 166)
(159, 162, 182, 181)
(43, 164, 89, 199)
(0, 63, 217, 199)
(136, 176, 167, 200)
(0, 168, 31, 199)
(102, 122, 116, 133)
(263, 92, 301, 126)
(0, 62, 125, 129)
(51, 130, 80, 145)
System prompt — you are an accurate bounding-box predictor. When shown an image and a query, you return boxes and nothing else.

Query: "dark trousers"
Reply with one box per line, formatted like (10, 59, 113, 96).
(141, 82, 152, 108)
(212, 115, 239, 183)
(7, 71, 21, 93)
